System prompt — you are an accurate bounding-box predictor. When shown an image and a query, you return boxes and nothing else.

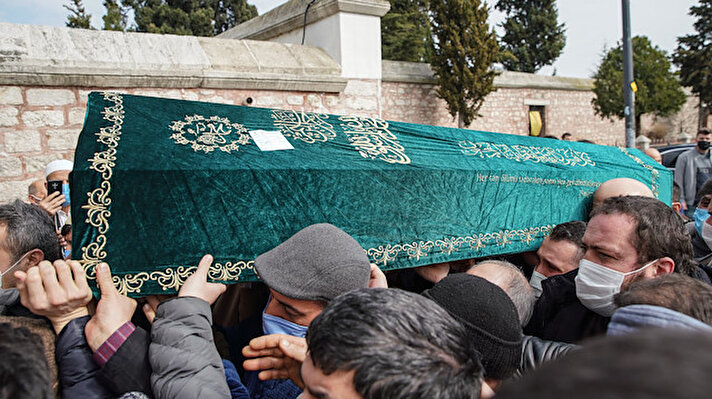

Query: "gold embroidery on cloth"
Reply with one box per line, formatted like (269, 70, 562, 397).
(338, 115, 411, 164)
(367, 225, 555, 267)
(619, 148, 660, 197)
(459, 141, 596, 167)
(170, 114, 250, 153)
(81, 92, 124, 281)
(271, 110, 337, 143)
(81, 95, 257, 295)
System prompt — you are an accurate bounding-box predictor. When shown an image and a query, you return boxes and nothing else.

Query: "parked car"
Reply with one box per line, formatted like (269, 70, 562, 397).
(657, 143, 696, 172)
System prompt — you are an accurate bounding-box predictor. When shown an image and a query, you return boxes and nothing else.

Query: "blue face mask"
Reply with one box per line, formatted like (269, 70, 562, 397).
(262, 300, 309, 338)
(694, 208, 710, 236)
(61, 182, 70, 207)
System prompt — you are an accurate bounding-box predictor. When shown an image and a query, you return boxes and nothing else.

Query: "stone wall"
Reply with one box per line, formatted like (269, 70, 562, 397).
(381, 82, 623, 144)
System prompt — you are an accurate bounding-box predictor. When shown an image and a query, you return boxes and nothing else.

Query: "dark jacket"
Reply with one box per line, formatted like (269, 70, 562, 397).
(150, 296, 230, 399)
(55, 315, 113, 398)
(98, 325, 153, 396)
(0, 287, 35, 317)
(686, 221, 712, 262)
(517, 335, 577, 377)
(524, 269, 609, 344)
(220, 313, 302, 399)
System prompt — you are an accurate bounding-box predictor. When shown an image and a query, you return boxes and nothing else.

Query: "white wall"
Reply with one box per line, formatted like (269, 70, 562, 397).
(272, 12, 382, 80)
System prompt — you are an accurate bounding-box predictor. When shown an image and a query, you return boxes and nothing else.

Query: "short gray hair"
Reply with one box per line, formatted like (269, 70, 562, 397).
(471, 260, 535, 326)
(0, 200, 61, 263)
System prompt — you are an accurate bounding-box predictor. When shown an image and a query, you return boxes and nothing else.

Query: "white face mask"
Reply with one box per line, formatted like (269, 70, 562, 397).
(0, 252, 30, 289)
(529, 270, 546, 299)
(702, 221, 712, 249)
(575, 258, 657, 317)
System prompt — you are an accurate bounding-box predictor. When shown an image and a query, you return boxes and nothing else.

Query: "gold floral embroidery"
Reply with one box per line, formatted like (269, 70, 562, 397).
(271, 110, 337, 143)
(115, 272, 151, 295)
(459, 141, 596, 167)
(338, 115, 411, 164)
(169, 114, 250, 153)
(117, 261, 256, 294)
(619, 148, 660, 198)
(150, 266, 196, 292)
(367, 225, 555, 267)
(81, 92, 123, 279)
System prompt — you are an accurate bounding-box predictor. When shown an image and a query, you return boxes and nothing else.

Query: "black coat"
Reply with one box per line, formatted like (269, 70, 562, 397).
(524, 269, 609, 344)
(98, 326, 153, 396)
(55, 316, 113, 398)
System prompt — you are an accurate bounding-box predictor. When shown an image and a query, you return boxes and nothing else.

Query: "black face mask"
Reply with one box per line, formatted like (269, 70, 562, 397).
(698, 141, 711, 151)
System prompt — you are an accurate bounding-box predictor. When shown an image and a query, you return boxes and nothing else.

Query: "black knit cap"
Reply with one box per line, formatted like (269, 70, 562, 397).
(422, 273, 523, 380)
(255, 223, 371, 303)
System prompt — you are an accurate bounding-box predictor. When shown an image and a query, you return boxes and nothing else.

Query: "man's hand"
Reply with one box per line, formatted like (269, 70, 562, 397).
(141, 295, 173, 324)
(38, 191, 64, 217)
(242, 334, 307, 389)
(15, 260, 93, 334)
(85, 263, 137, 352)
(368, 263, 388, 288)
(178, 254, 226, 305)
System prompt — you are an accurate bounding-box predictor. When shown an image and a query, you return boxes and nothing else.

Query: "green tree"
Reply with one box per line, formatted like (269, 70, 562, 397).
(592, 36, 687, 135)
(103, 0, 129, 31)
(121, 0, 257, 36)
(496, 0, 566, 73)
(64, 0, 93, 29)
(213, 0, 258, 35)
(429, 0, 500, 127)
(673, 0, 712, 128)
(381, 0, 431, 62)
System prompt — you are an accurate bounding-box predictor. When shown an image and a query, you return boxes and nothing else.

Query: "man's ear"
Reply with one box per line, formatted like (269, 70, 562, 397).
(652, 257, 675, 276)
(25, 249, 45, 267)
(672, 202, 682, 213)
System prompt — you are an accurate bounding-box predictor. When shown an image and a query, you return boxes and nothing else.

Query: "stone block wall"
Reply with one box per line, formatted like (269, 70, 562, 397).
(381, 82, 624, 145)
(0, 87, 85, 202)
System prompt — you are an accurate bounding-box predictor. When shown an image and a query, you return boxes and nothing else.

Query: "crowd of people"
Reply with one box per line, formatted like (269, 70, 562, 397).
(2, 131, 712, 398)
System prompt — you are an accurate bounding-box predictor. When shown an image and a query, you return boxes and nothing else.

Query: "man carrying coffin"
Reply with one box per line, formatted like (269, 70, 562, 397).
(221, 223, 372, 399)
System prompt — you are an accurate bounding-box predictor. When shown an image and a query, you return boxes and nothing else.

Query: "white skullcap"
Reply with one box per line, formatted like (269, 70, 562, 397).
(45, 159, 73, 178)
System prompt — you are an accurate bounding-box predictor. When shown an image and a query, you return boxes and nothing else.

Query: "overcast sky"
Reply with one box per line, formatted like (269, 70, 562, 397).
(0, 0, 698, 79)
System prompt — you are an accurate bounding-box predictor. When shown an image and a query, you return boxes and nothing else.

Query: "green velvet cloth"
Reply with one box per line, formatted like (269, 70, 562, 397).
(71, 92, 671, 297)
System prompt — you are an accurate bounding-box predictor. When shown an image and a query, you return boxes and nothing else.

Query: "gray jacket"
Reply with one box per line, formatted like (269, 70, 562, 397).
(674, 148, 712, 207)
(150, 296, 230, 399)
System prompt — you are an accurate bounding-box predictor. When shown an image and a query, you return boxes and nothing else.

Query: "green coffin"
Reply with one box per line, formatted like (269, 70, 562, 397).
(71, 92, 670, 297)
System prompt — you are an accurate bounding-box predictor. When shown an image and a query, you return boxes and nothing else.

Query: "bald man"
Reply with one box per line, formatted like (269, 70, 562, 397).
(643, 148, 662, 164)
(592, 178, 654, 209)
(27, 179, 46, 205)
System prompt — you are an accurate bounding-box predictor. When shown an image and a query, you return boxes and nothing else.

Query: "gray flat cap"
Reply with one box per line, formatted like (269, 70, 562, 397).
(255, 223, 371, 303)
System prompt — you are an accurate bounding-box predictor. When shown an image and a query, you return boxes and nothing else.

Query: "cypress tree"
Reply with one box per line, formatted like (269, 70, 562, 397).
(673, 0, 712, 128)
(381, 0, 431, 62)
(496, 0, 566, 73)
(121, 0, 257, 36)
(103, 0, 128, 31)
(64, 0, 94, 29)
(429, 0, 500, 127)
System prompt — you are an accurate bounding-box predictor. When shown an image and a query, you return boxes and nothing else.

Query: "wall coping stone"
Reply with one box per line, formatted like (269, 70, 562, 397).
(382, 60, 595, 91)
(0, 23, 346, 92)
(218, 0, 390, 40)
